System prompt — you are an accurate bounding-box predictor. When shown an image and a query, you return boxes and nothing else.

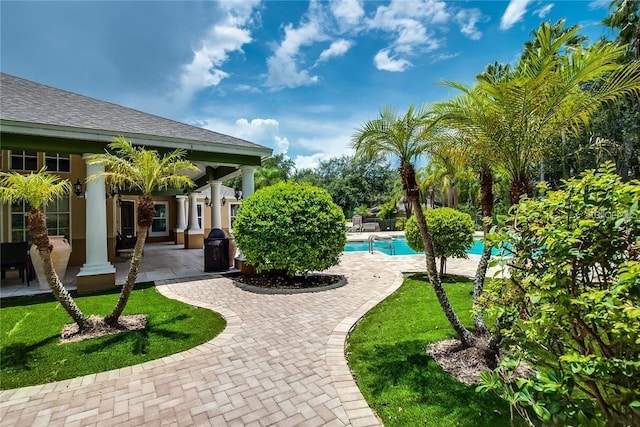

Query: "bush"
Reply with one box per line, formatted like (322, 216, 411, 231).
(405, 207, 474, 276)
(479, 164, 640, 426)
(233, 181, 346, 276)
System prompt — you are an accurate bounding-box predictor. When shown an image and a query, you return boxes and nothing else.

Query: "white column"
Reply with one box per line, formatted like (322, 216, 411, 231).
(186, 192, 201, 234)
(175, 195, 187, 233)
(241, 166, 257, 198)
(210, 181, 222, 230)
(78, 156, 115, 277)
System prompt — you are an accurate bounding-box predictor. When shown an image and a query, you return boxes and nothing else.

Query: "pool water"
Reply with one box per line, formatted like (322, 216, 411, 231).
(344, 237, 501, 256)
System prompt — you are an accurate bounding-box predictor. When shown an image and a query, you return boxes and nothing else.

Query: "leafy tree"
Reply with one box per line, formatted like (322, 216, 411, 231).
(232, 182, 346, 277)
(479, 164, 640, 426)
(0, 169, 90, 330)
(404, 208, 475, 277)
(300, 155, 396, 218)
(86, 137, 198, 326)
(353, 105, 477, 347)
(227, 153, 295, 191)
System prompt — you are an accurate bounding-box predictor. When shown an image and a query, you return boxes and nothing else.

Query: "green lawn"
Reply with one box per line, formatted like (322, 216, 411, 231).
(1, 283, 225, 390)
(346, 274, 513, 426)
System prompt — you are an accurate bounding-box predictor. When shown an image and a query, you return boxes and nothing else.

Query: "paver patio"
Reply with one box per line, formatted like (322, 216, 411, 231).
(0, 251, 494, 426)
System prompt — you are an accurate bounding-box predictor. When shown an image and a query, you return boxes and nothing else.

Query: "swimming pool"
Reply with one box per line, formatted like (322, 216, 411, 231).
(344, 237, 501, 256)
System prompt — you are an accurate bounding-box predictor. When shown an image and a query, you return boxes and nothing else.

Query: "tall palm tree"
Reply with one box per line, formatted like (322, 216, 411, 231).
(87, 137, 198, 326)
(353, 105, 476, 347)
(442, 21, 640, 204)
(0, 169, 91, 330)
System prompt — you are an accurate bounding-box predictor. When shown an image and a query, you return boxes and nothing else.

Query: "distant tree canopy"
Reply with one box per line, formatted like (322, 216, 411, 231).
(292, 155, 396, 218)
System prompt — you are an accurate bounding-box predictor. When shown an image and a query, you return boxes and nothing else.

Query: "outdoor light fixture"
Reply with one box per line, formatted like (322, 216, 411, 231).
(235, 189, 242, 200)
(73, 179, 84, 198)
(204, 196, 211, 207)
(221, 196, 226, 206)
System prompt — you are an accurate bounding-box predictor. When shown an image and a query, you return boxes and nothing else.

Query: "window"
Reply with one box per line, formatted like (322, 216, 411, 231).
(45, 195, 71, 240)
(8, 196, 70, 242)
(229, 203, 240, 232)
(149, 202, 169, 237)
(197, 203, 203, 230)
(10, 151, 38, 171)
(45, 153, 71, 172)
(10, 201, 31, 242)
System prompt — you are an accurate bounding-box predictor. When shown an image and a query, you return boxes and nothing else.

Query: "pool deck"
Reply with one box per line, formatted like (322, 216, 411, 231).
(0, 235, 502, 426)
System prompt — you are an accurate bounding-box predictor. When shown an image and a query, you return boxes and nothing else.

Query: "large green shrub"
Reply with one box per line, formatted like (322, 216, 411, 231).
(405, 207, 475, 276)
(478, 164, 640, 426)
(233, 181, 346, 276)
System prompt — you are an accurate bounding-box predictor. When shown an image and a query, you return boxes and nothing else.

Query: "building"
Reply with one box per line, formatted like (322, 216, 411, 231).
(1, 72, 272, 291)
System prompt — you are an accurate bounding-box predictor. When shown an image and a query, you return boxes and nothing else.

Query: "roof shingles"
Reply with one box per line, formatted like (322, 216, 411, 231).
(0, 73, 268, 152)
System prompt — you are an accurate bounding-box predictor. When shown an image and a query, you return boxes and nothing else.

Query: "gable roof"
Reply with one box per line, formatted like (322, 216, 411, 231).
(0, 73, 271, 158)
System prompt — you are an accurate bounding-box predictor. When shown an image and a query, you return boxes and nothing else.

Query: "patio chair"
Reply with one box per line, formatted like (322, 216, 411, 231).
(1, 241, 30, 285)
(348, 215, 363, 232)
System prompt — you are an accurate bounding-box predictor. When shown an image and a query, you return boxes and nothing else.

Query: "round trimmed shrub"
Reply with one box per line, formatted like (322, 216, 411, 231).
(233, 181, 347, 276)
(405, 207, 475, 275)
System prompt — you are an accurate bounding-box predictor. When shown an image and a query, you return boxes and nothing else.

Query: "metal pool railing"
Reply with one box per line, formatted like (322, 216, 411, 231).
(368, 235, 395, 255)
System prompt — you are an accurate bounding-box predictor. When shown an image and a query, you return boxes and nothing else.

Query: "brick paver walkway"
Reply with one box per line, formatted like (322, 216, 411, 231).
(0, 252, 489, 426)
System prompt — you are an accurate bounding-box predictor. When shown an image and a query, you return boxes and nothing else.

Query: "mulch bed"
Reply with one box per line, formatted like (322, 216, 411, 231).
(426, 338, 490, 385)
(233, 273, 343, 290)
(427, 338, 534, 385)
(61, 314, 147, 344)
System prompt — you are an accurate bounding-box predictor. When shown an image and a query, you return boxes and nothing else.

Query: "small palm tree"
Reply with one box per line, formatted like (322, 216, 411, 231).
(353, 105, 477, 347)
(87, 136, 198, 326)
(0, 168, 91, 330)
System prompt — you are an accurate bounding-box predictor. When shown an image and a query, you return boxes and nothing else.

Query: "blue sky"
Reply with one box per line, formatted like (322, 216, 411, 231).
(1, 0, 616, 170)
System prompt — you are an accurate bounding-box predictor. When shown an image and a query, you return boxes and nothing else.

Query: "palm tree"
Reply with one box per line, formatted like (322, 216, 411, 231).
(86, 136, 198, 326)
(442, 21, 640, 204)
(353, 105, 476, 347)
(603, 0, 640, 59)
(0, 169, 91, 330)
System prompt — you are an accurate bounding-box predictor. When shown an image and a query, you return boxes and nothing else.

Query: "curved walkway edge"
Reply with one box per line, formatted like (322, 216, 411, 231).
(0, 252, 481, 426)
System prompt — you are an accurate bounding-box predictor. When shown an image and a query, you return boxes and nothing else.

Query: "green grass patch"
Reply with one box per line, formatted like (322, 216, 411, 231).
(1, 283, 225, 390)
(346, 274, 513, 426)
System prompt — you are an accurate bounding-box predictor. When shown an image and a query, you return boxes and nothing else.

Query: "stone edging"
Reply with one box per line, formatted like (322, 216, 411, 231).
(325, 269, 405, 426)
(232, 274, 347, 295)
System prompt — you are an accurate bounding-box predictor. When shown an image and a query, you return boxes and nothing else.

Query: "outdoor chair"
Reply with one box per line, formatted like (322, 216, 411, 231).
(348, 215, 363, 232)
(1, 241, 31, 285)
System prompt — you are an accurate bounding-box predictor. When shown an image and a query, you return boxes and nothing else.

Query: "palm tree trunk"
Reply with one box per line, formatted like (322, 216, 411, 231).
(400, 164, 476, 347)
(509, 171, 531, 205)
(28, 210, 90, 331)
(473, 166, 493, 335)
(105, 225, 148, 326)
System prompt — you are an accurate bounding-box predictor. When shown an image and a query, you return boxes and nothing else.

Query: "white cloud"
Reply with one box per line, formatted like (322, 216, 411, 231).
(176, 1, 259, 102)
(500, 0, 532, 30)
(197, 117, 289, 154)
(455, 9, 486, 40)
(588, 0, 609, 9)
(235, 84, 262, 94)
(534, 4, 554, 18)
(330, 0, 364, 27)
(274, 136, 290, 154)
(367, 0, 448, 71)
(293, 153, 328, 171)
(374, 49, 412, 72)
(316, 39, 354, 64)
(430, 52, 460, 64)
(265, 12, 326, 89)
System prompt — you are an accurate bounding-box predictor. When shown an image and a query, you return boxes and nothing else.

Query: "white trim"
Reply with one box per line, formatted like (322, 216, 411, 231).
(1, 120, 273, 158)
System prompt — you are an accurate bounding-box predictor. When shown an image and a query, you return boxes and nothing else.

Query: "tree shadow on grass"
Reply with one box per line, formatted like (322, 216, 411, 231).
(80, 314, 192, 356)
(1, 335, 59, 370)
(356, 340, 509, 425)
